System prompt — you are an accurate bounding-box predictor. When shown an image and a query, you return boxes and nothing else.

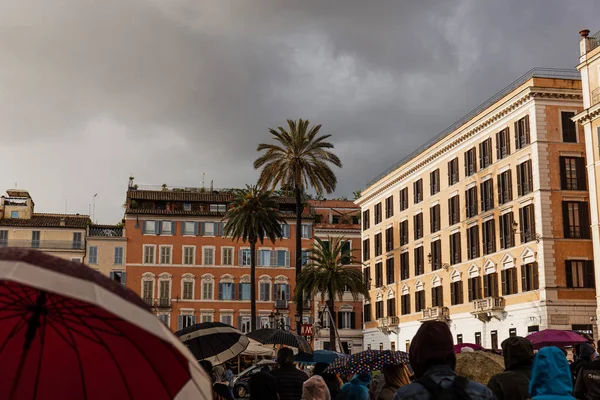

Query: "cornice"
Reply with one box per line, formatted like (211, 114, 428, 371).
(573, 103, 600, 124)
(358, 88, 583, 206)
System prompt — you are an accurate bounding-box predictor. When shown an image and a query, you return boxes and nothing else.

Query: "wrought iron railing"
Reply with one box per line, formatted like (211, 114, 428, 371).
(0, 240, 84, 250)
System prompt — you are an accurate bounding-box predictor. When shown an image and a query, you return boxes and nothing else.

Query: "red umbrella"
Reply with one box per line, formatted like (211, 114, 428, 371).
(0, 249, 212, 399)
(526, 329, 588, 350)
(454, 343, 485, 353)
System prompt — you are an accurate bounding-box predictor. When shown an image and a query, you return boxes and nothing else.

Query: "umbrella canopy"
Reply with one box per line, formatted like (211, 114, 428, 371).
(454, 343, 485, 353)
(324, 350, 410, 375)
(176, 322, 249, 365)
(241, 339, 276, 357)
(295, 350, 348, 365)
(0, 248, 212, 400)
(526, 329, 588, 350)
(246, 329, 312, 354)
(455, 351, 504, 384)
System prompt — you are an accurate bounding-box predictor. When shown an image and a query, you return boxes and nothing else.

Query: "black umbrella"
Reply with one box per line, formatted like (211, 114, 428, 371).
(176, 322, 249, 364)
(246, 329, 312, 354)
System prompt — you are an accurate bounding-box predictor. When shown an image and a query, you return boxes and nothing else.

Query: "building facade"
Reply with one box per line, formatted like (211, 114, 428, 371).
(574, 30, 600, 329)
(86, 224, 127, 279)
(358, 68, 594, 351)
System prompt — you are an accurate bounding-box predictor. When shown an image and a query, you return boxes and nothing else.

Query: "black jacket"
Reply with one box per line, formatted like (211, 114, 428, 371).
(574, 358, 600, 399)
(270, 364, 308, 400)
(487, 337, 533, 400)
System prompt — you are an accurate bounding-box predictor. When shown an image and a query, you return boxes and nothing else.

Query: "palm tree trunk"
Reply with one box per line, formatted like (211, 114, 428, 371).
(328, 292, 336, 352)
(250, 239, 257, 331)
(295, 185, 303, 335)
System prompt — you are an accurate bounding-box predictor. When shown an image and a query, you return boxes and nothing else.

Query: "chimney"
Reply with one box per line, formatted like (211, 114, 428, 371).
(580, 29, 596, 56)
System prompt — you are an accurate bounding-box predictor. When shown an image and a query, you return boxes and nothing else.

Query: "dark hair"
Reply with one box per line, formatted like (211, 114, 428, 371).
(277, 347, 295, 366)
(199, 360, 215, 383)
(249, 371, 278, 400)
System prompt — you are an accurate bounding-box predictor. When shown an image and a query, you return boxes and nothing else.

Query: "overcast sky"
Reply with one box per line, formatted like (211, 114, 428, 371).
(1, 1, 598, 223)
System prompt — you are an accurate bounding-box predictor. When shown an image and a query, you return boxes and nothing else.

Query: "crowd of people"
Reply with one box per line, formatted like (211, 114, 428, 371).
(199, 321, 600, 400)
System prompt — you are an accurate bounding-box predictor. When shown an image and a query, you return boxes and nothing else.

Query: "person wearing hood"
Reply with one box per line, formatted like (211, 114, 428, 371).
(302, 375, 331, 400)
(392, 321, 495, 399)
(339, 371, 371, 400)
(487, 336, 534, 400)
(313, 362, 341, 399)
(529, 346, 575, 400)
(571, 343, 595, 385)
(574, 342, 600, 399)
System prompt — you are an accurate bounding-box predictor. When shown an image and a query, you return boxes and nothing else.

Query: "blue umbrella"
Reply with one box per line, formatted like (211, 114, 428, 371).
(295, 350, 348, 364)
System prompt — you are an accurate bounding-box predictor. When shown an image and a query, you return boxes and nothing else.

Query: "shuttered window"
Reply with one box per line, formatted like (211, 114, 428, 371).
(499, 212, 515, 249)
(466, 187, 478, 218)
(560, 157, 586, 191)
(517, 160, 533, 196)
(400, 252, 409, 280)
(496, 128, 511, 159)
(414, 247, 424, 276)
(515, 115, 531, 149)
(399, 220, 409, 246)
(464, 147, 477, 176)
(561, 111, 577, 143)
(468, 277, 482, 301)
(521, 263, 539, 292)
(414, 213, 423, 240)
(562, 201, 591, 239)
(450, 232, 461, 265)
(448, 158, 459, 185)
(566, 260, 595, 288)
(479, 138, 493, 168)
(430, 240, 441, 271)
(430, 169, 440, 195)
(449, 196, 460, 225)
(483, 273, 498, 297)
(450, 281, 463, 305)
(501, 268, 518, 295)
(497, 171, 512, 205)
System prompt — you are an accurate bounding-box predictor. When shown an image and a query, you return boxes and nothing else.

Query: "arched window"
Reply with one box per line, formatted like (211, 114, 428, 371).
(201, 274, 215, 300)
(181, 273, 195, 300)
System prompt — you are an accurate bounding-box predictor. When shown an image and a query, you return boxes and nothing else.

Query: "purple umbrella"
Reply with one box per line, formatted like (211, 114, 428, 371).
(454, 343, 485, 353)
(526, 329, 587, 350)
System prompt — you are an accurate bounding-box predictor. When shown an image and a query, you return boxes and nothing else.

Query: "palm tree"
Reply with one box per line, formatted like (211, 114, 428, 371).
(223, 185, 285, 331)
(254, 119, 342, 334)
(293, 236, 369, 352)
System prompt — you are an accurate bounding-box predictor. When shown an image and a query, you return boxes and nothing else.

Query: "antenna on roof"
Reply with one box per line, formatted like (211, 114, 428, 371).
(65, 199, 67, 214)
(210, 180, 213, 192)
(202, 173, 206, 189)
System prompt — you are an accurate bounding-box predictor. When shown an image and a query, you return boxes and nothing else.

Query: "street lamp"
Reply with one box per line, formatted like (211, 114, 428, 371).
(269, 312, 275, 329)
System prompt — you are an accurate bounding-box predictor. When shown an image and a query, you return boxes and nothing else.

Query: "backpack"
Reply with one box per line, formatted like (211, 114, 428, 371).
(417, 376, 472, 400)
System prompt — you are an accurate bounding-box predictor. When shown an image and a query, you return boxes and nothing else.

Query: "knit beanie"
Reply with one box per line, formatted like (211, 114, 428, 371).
(409, 321, 456, 378)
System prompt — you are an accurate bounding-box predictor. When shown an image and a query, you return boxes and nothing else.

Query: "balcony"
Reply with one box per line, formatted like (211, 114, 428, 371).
(471, 297, 505, 322)
(143, 297, 154, 308)
(377, 316, 400, 334)
(157, 298, 171, 308)
(0, 240, 85, 250)
(419, 306, 450, 322)
(274, 299, 288, 309)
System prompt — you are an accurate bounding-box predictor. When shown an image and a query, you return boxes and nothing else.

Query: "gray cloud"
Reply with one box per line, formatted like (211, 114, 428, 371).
(0, 0, 598, 222)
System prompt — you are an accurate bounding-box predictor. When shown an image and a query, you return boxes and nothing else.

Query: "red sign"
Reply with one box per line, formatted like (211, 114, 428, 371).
(301, 323, 313, 337)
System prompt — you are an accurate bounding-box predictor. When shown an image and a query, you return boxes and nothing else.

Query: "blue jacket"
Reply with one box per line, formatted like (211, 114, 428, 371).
(529, 346, 575, 400)
(392, 365, 496, 400)
(340, 374, 371, 400)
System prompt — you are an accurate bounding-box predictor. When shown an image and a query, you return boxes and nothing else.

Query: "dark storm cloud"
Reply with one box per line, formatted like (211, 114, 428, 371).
(0, 0, 598, 221)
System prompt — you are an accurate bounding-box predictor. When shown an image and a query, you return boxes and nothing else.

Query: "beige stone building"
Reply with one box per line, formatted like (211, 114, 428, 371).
(357, 68, 594, 351)
(574, 30, 600, 329)
(86, 224, 127, 280)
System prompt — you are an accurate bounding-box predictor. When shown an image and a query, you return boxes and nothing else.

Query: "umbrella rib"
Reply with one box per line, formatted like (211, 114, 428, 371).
(31, 314, 47, 400)
(0, 317, 28, 357)
(1, 282, 34, 306)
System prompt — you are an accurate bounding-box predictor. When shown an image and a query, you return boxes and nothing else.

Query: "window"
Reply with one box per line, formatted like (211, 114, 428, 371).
(219, 283, 234, 300)
(464, 147, 477, 176)
(482, 219, 496, 255)
(182, 281, 194, 300)
(451, 281, 463, 305)
(413, 179, 423, 204)
(457, 334, 463, 344)
(142, 280, 153, 301)
(431, 240, 441, 271)
(386, 257, 395, 284)
(375, 262, 383, 287)
(259, 249, 272, 266)
(560, 157, 586, 190)
(114, 247, 124, 265)
(509, 328, 517, 337)
(158, 280, 170, 300)
(183, 221, 196, 235)
(431, 286, 443, 307)
(180, 246, 194, 265)
(10, 211, 19, 219)
(374, 203, 382, 224)
(375, 301, 384, 319)
(468, 277, 482, 301)
(561, 111, 577, 142)
(301, 250, 311, 266)
(497, 171, 512, 205)
(481, 179, 494, 212)
(363, 210, 370, 230)
(301, 224, 311, 238)
(450, 232, 461, 265)
(160, 246, 172, 264)
(430, 205, 441, 233)
(202, 222, 217, 236)
(399, 220, 408, 246)
(240, 249, 251, 266)
(259, 282, 271, 301)
(374, 233, 382, 257)
(502, 268, 518, 295)
(202, 281, 213, 300)
(183, 202, 191, 211)
(203, 247, 214, 265)
(496, 128, 511, 159)
(178, 315, 196, 330)
(143, 220, 156, 234)
(387, 298, 396, 317)
(479, 138, 493, 169)
(515, 115, 530, 149)
(385, 227, 394, 252)
(499, 212, 515, 249)
(72, 232, 82, 249)
(339, 311, 355, 329)
(280, 224, 290, 238)
(161, 221, 172, 234)
(201, 314, 214, 323)
(566, 260, 595, 288)
(521, 263, 539, 292)
(430, 169, 440, 195)
(88, 246, 98, 264)
(276, 250, 289, 266)
(234, 282, 249, 300)
(400, 252, 409, 280)
(491, 331, 498, 351)
(363, 238, 370, 261)
(220, 314, 233, 326)
(519, 205, 536, 243)
(0, 230, 7, 246)
(466, 187, 478, 218)
(385, 196, 394, 218)
(475, 332, 482, 346)
(413, 213, 423, 240)
(448, 158, 459, 185)
(483, 273, 498, 297)
(363, 303, 372, 322)
(401, 294, 411, 315)
(399, 188, 409, 211)
(517, 160, 533, 196)
(364, 267, 371, 289)
(209, 204, 227, 213)
(415, 291, 425, 312)
(31, 231, 40, 248)
(563, 202, 590, 239)
(143, 245, 155, 264)
(414, 247, 424, 276)
(448, 196, 460, 225)
(467, 225, 480, 260)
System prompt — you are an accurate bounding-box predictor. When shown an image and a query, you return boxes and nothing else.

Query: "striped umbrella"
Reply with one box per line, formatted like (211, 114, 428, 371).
(324, 350, 410, 375)
(175, 322, 249, 365)
(246, 329, 313, 354)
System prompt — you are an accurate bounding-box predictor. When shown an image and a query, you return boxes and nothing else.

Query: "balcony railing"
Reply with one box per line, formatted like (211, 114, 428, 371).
(377, 316, 400, 327)
(592, 87, 600, 106)
(143, 297, 154, 307)
(419, 306, 450, 322)
(0, 240, 85, 250)
(472, 297, 505, 322)
(157, 298, 171, 308)
(274, 299, 288, 309)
